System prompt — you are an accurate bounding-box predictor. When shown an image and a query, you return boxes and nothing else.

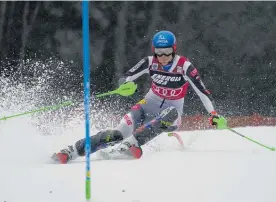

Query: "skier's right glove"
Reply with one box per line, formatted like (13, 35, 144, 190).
(209, 111, 228, 129)
(118, 81, 138, 96)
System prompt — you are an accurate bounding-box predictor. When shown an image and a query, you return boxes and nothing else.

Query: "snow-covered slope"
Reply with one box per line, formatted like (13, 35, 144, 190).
(0, 117, 276, 202)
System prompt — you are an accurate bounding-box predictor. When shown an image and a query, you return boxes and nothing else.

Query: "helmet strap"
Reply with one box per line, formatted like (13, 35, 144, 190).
(172, 52, 176, 59)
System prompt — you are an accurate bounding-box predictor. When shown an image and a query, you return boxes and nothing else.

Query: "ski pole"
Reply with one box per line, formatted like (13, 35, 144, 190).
(227, 127, 275, 151)
(0, 101, 73, 121)
(96, 82, 137, 98)
(0, 82, 136, 121)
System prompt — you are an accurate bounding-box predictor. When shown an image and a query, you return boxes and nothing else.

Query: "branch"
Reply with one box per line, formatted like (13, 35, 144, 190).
(0, 1, 7, 48)
(20, 2, 29, 63)
(20, 2, 40, 63)
(145, 1, 160, 56)
(6, 1, 15, 39)
(114, 1, 128, 80)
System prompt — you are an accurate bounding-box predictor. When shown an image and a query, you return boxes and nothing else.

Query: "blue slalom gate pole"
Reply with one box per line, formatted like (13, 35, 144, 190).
(82, 1, 91, 200)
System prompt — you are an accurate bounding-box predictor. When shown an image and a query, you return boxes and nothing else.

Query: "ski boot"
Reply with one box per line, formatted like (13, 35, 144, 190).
(98, 135, 143, 160)
(52, 130, 124, 163)
(51, 145, 79, 164)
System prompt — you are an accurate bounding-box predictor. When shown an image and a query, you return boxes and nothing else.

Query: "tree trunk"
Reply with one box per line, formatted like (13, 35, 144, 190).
(139, 2, 160, 94)
(6, 1, 14, 41)
(145, 1, 160, 56)
(0, 1, 7, 49)
(20, 2, 40, 65)
(114, 1, 128, 83)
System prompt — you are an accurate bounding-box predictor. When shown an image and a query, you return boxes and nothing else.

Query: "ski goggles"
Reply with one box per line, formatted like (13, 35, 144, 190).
(154, 47, 174, 57)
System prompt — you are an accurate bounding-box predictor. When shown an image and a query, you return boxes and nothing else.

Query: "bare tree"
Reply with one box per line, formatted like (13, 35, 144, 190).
(6, 1, 14, 41)
(20, 2, 40, 65)
(145, 1, 160, 56)
(0, 2, 7, 50)
(114, 1, 128, 82)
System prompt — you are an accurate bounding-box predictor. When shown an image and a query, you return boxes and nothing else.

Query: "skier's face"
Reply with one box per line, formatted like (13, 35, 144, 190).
(157, 54, 173, 65)
(155, 47, 174, 65)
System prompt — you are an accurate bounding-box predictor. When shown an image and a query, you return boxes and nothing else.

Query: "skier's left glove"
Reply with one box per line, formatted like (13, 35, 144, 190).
(209, 111, 228, 129)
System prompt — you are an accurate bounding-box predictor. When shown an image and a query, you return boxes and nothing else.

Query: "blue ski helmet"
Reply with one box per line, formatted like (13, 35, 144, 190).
(152, 30, 177, 52)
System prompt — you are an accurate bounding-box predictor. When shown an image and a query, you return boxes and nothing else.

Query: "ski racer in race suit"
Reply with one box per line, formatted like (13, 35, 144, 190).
(52, 30, 227, 164)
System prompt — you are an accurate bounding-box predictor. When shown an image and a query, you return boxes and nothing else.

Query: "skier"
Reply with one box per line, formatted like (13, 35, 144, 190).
(52, 30, 227, 164)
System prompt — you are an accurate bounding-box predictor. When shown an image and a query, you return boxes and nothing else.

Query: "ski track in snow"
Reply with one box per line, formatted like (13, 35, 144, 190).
(0, 117, 276, 202)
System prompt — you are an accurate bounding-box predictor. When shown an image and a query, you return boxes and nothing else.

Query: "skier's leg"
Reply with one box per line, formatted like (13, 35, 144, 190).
(52, 129, 124, 163)
(52, 104, 146, 163)
(115, 103, 146, 138)
(73, 105, 145, 157)
(103, 106, 179, 160)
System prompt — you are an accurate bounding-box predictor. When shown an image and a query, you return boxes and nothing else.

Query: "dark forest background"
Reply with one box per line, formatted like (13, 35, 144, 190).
(0, 1, 276, 118)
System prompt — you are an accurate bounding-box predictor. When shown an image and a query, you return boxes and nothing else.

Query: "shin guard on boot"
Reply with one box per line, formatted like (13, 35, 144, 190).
(75, 129, 124, 156)
(134, 106, 179, 146)
(101, 106, 178, 160)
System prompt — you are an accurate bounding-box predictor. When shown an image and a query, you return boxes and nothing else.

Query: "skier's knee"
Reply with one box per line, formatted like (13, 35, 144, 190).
(130, 104, 145, 126)
(160, 106, 179, 121)
(158, 106, 179, 132)
(116, 105, 145, 138)
(116, 114, 135, 138)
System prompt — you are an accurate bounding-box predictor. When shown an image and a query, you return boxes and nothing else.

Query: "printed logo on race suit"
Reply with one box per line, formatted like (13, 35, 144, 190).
(177, 66, 183, 73)
(151, 83, 183, 100)
(131, 104, 141, 110)
(204, 89, 211, 95)
(151, 73, 181, 85)
(123, 114, 133, 125)
(190, 68, 198, 77)
(152, 63, 158, 70)
(157, 35, 168, 44)
(129, 58, 146, 73)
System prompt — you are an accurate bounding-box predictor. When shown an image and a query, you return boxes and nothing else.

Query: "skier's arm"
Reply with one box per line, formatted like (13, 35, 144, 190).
(184, 62, 228, 129)
(183, 62, 216, 114)
(119, 57, 150, 84)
